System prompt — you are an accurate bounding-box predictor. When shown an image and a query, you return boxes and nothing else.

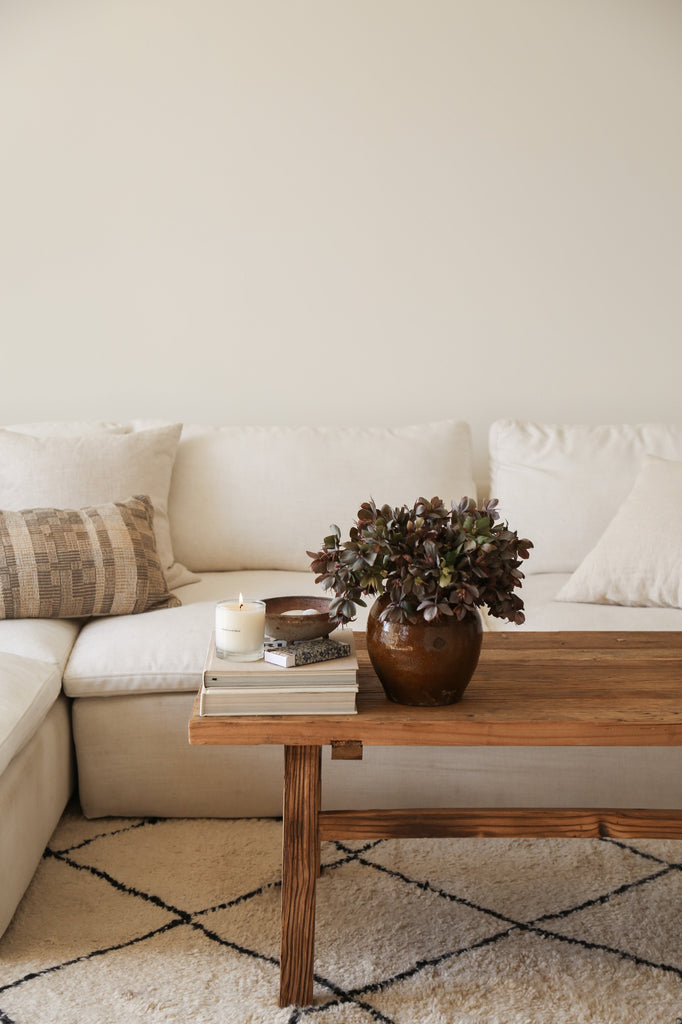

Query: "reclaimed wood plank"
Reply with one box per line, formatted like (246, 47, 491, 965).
(187, 630, 682, 1009)
(188, 632, 682, 748)
(279, 745, 321, 1007)
(317, 807, 682, 840)
(330, 740, 364, 760)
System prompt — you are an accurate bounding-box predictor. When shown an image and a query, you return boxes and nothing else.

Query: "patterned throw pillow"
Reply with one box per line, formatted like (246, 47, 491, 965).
(0, 495, 181, 619)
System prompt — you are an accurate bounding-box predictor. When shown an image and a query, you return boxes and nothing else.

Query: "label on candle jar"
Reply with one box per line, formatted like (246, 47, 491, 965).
(215, 597, 265, 661)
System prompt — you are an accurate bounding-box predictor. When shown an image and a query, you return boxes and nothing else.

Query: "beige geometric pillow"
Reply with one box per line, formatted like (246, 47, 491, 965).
(556, 456, 682, 608)
(0, 496, 181, 619)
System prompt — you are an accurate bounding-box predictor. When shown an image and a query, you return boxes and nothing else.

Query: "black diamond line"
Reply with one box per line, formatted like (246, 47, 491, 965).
(45, 840, 403, 1022)
(333, 840, 386, 856)
(286, 981, 402, 1024)
(321, 839, 385, 872)
(0, 919, 185, 996)
(0, 1009, 16, 1024)
(296, 906, 682, 1022)
(530, 924, 682, 979)
(187, 919, 279, 968)
(531, 864, 675, 924)
(6, 822, 682, 1022)
(277, 963, 394, 1022)
(50, 851, 285, 971)
(49, 813, 281, 858)
(302, 917, 682, 1022)
(44, 850, 194, 923)
(355, 846, 680, 936)
(0, 895, 280, 1005)
(195, 879, 281, 918)
(33, 848, 297, 993)
(47, 816, 161, 856)
(604, 836, 682, 869)
(282, 853, 524, 1022)
(245, 845, 682, 1013)
(54, 840, 286, 932)
(190, 889, 401, 1020)
(292, 923, 517, 1022)
(353, 853, 526, 929)
(350, 851, 682, 979)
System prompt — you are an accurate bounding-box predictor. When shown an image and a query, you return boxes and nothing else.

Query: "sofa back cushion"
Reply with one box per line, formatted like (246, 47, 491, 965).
(489, 420, 682, 574)
(168, 421, 476, 572)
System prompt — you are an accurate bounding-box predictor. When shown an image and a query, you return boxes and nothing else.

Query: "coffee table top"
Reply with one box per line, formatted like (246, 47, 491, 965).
(188, 631, 682, 748)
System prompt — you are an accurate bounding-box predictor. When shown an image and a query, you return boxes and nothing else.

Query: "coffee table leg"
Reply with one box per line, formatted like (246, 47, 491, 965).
(279, 744, 322, 1006)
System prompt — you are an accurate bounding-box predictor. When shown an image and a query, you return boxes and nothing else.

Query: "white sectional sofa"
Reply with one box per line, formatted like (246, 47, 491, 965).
(2, 417, 682, 937)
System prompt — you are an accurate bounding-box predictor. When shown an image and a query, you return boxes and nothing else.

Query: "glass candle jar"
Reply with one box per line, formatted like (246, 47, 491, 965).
(215, 596, 266, 661)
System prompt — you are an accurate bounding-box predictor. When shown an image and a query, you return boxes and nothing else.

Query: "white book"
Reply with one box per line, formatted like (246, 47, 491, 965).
(199, 682, 358, 716)
(202, 629, 358, 688)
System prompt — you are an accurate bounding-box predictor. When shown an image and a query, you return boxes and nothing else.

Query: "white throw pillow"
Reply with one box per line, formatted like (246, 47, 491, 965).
(4, 421, 127, 436)
(556, 456, 682, 608)
(489, 420, 682, 574)
(0, 424, 195, 590)
(168, 420, 476, 572)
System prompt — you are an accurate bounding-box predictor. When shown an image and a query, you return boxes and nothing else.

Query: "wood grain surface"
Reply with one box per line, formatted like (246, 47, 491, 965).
(317, 807, 682, 840)
(189, 631, 682, 747)
(188, 631, 682, 1009)
(279, 745, 321, 1006)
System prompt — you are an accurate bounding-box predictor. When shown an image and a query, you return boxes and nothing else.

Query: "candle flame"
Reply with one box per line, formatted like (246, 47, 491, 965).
(238, 592, 244, 609)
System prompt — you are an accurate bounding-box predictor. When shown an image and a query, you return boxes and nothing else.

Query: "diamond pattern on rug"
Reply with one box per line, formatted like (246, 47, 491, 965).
(0, 810, 681, 1024)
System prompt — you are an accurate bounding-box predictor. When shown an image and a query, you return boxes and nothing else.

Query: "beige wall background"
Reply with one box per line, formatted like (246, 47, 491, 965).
(1, 0, 680, 483)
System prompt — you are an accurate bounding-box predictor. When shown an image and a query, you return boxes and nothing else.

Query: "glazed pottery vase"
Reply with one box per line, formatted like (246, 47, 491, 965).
(366, 596, 483, 706)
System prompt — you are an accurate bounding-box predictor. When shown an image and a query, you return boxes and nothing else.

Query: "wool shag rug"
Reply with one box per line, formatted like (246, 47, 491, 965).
(1, 807, 682, 1024)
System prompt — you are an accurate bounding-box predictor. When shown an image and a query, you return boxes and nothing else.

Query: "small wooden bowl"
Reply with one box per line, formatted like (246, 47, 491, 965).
(264, 596, 334, 642)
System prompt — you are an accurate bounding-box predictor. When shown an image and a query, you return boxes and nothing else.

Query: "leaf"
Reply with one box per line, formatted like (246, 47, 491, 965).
(424, 540, 439, 563)
(308, 492, 532, 627)
(340, 600, 357, 620)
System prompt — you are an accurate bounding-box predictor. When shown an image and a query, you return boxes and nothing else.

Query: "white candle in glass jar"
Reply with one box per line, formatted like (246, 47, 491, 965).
(215, 595, 266, 661)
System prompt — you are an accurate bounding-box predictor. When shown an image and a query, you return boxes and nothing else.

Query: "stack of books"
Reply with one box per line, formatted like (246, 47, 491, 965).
(199, 631, 358, 715)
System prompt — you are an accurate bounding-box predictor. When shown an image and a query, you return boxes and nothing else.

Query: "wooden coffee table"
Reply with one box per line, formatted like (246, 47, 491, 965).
(189, 630, 682, 1007)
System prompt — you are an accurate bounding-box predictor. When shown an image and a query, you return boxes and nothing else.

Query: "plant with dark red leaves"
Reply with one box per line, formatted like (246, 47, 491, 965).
(308, 496, 533, 626)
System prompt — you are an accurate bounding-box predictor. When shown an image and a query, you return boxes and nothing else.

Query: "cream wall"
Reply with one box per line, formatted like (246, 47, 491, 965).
(1, 0, 681, 484)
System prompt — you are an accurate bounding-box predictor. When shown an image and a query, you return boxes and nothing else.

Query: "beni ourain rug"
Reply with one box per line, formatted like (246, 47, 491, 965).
(1, 807, 682, 1024)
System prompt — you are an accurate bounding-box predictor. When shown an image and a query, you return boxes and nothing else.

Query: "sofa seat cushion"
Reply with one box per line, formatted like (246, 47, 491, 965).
(0, 653, 63, 774)
(482, 573, 682, 632)
(0, 618, 81, 672)
(63, 570, 355, 698)
(166, 421, 476, 573)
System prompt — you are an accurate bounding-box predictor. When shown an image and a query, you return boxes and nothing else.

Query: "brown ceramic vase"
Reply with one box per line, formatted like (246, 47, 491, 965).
(366, 596, 483, 706)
